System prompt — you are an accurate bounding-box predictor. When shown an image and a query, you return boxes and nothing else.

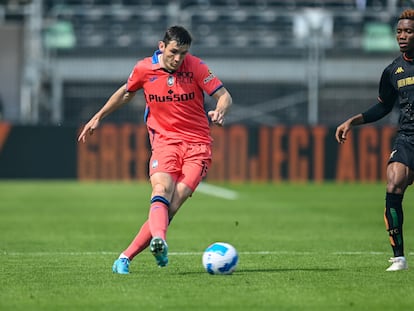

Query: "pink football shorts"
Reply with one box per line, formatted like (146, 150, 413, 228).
(149, 141, 212, 191)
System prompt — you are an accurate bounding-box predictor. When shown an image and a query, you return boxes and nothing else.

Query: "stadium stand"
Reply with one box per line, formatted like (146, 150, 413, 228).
(0, 0, 405, 125)
(34, 0, 398, 56)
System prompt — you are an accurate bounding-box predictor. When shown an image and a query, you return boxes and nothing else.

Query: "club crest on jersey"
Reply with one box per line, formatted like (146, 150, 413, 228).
(167, 75, 174, 87)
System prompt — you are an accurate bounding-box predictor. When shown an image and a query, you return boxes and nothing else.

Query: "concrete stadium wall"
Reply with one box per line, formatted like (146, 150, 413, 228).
(0, 24, 23, 122)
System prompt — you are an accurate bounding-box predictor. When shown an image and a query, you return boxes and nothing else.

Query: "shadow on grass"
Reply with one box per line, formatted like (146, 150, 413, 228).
(237, 268, 340, 273)
(176, 267, 339, 275)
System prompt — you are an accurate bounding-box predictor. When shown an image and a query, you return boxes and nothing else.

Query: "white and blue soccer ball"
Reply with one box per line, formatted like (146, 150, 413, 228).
(202, 242, 239, 275)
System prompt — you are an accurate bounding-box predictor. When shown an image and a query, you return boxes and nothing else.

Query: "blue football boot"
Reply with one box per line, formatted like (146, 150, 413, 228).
(112, 257, 130, 274)
(150, 237, 169, 267)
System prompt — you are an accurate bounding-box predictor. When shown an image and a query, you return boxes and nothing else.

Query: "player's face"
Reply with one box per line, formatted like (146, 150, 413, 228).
(159, 40, 189, 72)
(396, 19, 414, 56)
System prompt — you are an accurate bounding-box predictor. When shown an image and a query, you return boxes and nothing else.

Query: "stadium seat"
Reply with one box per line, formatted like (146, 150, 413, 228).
(362, 22, 398, 52)
(43, 20, 76, 49)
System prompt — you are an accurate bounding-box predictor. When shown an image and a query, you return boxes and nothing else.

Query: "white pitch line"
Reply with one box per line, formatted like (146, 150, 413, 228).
(196, 182, 239, 200)
(2, 251, 413, 256)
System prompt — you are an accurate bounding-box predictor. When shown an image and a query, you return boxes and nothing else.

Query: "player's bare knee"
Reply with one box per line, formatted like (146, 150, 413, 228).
(386, 182, 405, 194)
(152, 183, 172, 197)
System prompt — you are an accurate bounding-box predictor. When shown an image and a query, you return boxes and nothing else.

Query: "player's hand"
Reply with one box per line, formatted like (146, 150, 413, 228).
(78, 118, 100, 143)
(208, 110, 225, 126)
(335, 122, 350, 144)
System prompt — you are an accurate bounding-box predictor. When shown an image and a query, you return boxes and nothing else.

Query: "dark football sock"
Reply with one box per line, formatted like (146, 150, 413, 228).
(384, 193, 404, 257)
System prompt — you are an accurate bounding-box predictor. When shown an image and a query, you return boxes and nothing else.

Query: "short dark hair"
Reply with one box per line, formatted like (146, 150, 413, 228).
(399, 9, 414, 20)
(162, 26, 192, 47)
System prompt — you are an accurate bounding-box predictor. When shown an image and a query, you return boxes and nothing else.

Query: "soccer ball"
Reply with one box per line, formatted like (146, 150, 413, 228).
(202, 242, 239, 275)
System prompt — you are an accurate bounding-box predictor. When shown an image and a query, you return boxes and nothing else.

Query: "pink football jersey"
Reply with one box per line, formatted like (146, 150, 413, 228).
(127, 51, 224, 143)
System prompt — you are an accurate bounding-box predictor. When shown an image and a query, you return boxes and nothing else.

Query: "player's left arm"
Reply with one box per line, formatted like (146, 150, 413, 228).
(208, 87, 232, 126)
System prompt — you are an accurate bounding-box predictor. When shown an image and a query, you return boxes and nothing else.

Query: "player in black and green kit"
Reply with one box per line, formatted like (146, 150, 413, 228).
(335, 8, 414, 271)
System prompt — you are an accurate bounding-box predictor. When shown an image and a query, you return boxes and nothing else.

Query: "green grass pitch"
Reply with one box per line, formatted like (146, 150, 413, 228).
(1, 181, 413, 310)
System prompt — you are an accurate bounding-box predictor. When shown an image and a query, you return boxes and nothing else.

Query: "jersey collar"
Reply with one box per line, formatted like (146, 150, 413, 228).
(152, 50, 162, 64)
(151, 50, 163, 70)
(403, 53, 414, 62)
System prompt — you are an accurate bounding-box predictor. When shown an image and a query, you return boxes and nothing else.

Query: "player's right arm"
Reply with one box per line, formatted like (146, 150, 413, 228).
(335, 99, 394, 144)
(335, 113, 364, 144)
(78, 84, 135, 142)
(336, 64, 396, 144)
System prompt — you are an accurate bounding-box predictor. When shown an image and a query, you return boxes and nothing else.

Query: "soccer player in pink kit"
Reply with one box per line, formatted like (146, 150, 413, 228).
(78, 26, 233, 273)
